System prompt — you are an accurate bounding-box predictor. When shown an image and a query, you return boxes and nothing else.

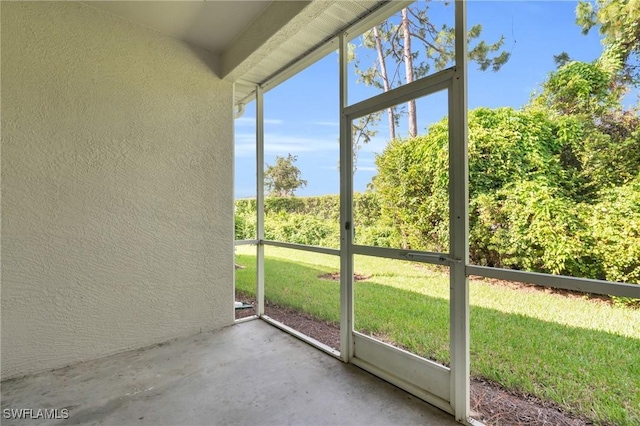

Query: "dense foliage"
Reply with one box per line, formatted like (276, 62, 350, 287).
(373, 103, 638, 280)
(234, 193, 387, 249)
(576, 0, 640, 87)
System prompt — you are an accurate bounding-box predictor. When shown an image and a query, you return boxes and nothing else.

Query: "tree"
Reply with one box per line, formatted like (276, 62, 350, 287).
(352, 2, 510, 142)
(576, 0, 640, 87)
(536, 2, 640, 196)
(532, 57, 639, 195)
(535, 61, 617, 117)
(351, 111, 381, 172)
(553, 51, 573, 68)
(372, 107, 568, 252)
(264, 154, 307, 197)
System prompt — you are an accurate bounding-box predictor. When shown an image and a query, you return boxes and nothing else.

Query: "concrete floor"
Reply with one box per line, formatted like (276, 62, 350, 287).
(1, 319, 459, 425)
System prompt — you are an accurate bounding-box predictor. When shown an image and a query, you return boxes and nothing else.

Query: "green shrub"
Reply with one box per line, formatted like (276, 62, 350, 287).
(372, 105, 640, 305)
(538, 61, 616, 117)
(354, 224, 402, 248)
(587, 176, 640, 287)
(234, 205, 257, 240)
(471, 179, 587, 276)
(373, 107, 570, 253)
(372, 123, 449, 251)
(354, 192, 384, 227)
(235, 198, 257, 217)
(264, 197, 306, 215)
(468, 108, 565, 197)
(264, 212, 340, 248)
(235, 194, 372, 246)
(299, 195, 341, 221)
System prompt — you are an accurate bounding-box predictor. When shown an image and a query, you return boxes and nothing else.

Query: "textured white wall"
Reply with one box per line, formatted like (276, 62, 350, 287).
(1, 2, 234, 379)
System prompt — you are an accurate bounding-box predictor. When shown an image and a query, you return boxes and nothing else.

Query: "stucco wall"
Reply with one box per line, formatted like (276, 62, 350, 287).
(1, 2, 234, 379)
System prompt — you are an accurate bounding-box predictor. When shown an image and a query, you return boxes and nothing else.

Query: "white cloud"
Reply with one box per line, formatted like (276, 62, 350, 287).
(264, 133, 338, 154)
(312, 121, 339, 127)
(234, 132, 338, 157)
(265, 118, 284, 125)
(235, 117, 284, 126)
(235, 132, 257, 157)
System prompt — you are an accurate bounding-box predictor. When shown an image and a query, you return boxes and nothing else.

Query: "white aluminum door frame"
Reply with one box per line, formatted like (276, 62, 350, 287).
(338, 1, 469, 421)
(450, 2, 470, 420)
(242, 1, 470, 422)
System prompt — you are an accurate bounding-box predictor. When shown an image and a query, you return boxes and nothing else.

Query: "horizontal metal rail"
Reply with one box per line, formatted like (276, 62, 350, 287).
(353, 244, 451, 266)
(344, 68, 453, 120)
(262, 239, 340, 256)
(467, 265, 640, 299)
(242, 239, 637, 298)
(261, 316, 341, 359)
(405, 252, 454, 263)
(234, 239, 258, 246)
(234, 315, 258, 324)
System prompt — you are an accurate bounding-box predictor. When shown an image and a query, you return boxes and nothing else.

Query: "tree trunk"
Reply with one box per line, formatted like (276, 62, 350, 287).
(402, 8, 417, 137)
(373, 25, 396, 140)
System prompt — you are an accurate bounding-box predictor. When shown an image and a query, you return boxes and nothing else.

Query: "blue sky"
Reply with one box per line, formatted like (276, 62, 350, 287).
(234, 1, 636, 199)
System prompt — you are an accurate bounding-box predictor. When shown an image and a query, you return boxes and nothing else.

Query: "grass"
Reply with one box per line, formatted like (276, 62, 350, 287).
(235, 245, 640, 426)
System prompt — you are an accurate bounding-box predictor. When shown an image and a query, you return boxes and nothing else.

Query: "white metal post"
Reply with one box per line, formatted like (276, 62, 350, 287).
(339, 32, 354, 362)
(450, 0, 470, 422)
(256, 85, 265, 316)
(232, 82, 238, 321)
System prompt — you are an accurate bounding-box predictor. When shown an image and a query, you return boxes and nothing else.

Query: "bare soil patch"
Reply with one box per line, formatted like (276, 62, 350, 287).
(234, 293, 340, 348)
(234, 290, 596, 426)
(470, 378, 596, 426)
(317, 272, 370, 281)
(469, 275, 613, 306)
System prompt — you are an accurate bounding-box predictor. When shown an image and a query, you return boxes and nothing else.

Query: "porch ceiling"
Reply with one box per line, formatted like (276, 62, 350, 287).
(84, 1, 388, 105)
(84, 1, 273, 55)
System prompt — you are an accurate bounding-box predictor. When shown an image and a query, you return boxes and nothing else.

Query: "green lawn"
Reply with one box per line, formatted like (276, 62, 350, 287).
(235, 245, 640, 426)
